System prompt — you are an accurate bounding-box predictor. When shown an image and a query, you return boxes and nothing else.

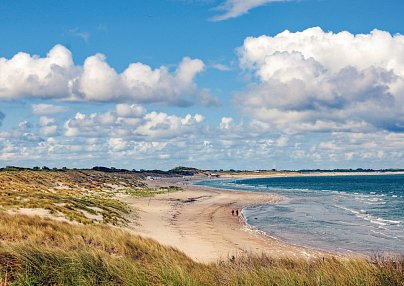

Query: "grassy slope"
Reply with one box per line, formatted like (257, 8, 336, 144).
(0, 213, 403, 286)
(0, 170, 179, 225)
(0, 170, 403, 285)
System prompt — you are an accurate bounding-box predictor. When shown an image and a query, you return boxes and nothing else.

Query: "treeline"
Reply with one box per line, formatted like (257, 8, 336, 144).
(0, 165, 203, 176)
(2, 165, 403, 174)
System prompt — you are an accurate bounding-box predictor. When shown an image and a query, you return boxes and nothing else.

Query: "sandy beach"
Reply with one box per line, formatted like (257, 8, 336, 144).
(122, 177, 329, 263)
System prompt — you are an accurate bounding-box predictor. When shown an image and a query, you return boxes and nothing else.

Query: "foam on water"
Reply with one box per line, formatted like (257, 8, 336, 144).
(195, 174, 404, 254)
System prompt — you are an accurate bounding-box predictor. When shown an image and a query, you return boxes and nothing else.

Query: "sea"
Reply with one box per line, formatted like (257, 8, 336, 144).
(195, 174, 404, 255)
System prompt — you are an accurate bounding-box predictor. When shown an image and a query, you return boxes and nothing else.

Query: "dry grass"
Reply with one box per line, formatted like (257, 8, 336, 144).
(0, 170, 179, 225)
(0, 170, 144, 225)
(0, 212, 403, 286)
(0, 212, 209, 285)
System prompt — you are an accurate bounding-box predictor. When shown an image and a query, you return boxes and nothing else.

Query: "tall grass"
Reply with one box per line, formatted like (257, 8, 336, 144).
(0, 170, 179, 225)
(0, 212, 403, 286)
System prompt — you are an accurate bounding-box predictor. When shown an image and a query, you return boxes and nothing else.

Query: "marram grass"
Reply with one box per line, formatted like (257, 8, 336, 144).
(0, 213, 403, 286)
(0, 170, 179, 225)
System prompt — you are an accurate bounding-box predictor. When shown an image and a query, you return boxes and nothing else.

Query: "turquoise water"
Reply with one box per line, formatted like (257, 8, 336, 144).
(195, 175, 404, 254)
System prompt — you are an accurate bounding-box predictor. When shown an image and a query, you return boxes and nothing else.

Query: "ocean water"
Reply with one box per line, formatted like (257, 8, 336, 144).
(195, 175, 404, 255)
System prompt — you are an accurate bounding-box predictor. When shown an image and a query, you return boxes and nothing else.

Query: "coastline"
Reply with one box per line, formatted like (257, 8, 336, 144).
(122, 176, 334, 263)
(196, 172, 404, 258)
(216, 170, 404, 179)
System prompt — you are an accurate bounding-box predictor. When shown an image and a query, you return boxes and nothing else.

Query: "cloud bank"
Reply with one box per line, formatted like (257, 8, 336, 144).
(237, 27, 404, 133)
(0, 45, 210, 106)
(63, 105, 205, 140)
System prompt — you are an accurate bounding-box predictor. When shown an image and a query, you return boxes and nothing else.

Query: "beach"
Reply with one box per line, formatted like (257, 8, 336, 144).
(122, 177, 329, 263)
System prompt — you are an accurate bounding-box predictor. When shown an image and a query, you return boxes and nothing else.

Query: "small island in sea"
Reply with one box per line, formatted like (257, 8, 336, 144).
(0, 166, 402, 285)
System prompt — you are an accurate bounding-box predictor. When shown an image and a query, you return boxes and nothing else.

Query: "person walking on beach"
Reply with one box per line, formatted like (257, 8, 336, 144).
(236, 209, 239, 216)
(231, 210, 234, 216)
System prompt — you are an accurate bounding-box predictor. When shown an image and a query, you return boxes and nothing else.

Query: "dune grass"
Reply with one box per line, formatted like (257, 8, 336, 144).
(124, 185, 182, 197)
(0, 170, 180, 225)
(0, 212, 403, 286)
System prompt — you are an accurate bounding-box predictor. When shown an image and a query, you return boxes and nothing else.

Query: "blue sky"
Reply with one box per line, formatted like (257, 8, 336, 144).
(1, 0, 404, 170)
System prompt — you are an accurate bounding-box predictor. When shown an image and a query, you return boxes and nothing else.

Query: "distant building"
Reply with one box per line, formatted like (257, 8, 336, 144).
(208, 173, 220, 178)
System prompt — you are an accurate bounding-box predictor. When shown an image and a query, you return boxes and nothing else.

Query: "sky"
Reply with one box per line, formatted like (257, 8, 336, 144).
(1, 0, 404, 170)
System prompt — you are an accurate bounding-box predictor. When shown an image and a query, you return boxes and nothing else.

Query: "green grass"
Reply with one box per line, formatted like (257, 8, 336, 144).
(125, 186, 182, 197)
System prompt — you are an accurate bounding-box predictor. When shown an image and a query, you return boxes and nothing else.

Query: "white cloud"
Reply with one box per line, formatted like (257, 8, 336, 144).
(63, 105, 206, 141)
(220, 117, 233, 129)
(39, 116, 59, 136)
(136, 112, 205, 139)
(108, 138, 127, 152)
(78, 54, 206, 105)
(115, 103, 145, 118)
(40, 125, 58, 136)
(0, 45, 210, 106)
(64, 112, 115, 138)
(32, 104, 69, 115)
(39, 116, 55, 126)
(211, 63, 231, 71)
(212, 0, 288, 21)
(0, 45, 79, 100)
(2, 108, 404, 169)
(237, 27, 404, 133)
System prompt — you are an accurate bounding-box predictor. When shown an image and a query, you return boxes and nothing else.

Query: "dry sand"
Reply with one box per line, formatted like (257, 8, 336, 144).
(123, 177, 328, 263)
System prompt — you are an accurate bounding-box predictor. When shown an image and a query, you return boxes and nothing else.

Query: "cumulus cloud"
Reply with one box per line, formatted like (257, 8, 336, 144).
(2, 107, 403, 169)
(212, 0, 288, 21)
(0, 45, 210, 106)
(108, 137, 127, 152)
(237, 27, 404, 133)
(136, 112, 205, 139)
(63, 105, 205, 140)
(0, 45, 79, 100)
(38, 116, 58, 136)
(115, 103, 145, 118)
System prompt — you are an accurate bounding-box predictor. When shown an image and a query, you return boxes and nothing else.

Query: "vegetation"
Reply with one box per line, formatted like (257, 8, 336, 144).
(0, 212, 403, 285)
(0, 170, 178, 225)
(0, 165, 205, 177)
(125, 186, 182, 197)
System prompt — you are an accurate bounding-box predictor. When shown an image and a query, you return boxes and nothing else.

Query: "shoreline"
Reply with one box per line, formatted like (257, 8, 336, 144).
(192, 177, 359, 258)
(122, 176, 337, 263)
(194, 173, 404, 259)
